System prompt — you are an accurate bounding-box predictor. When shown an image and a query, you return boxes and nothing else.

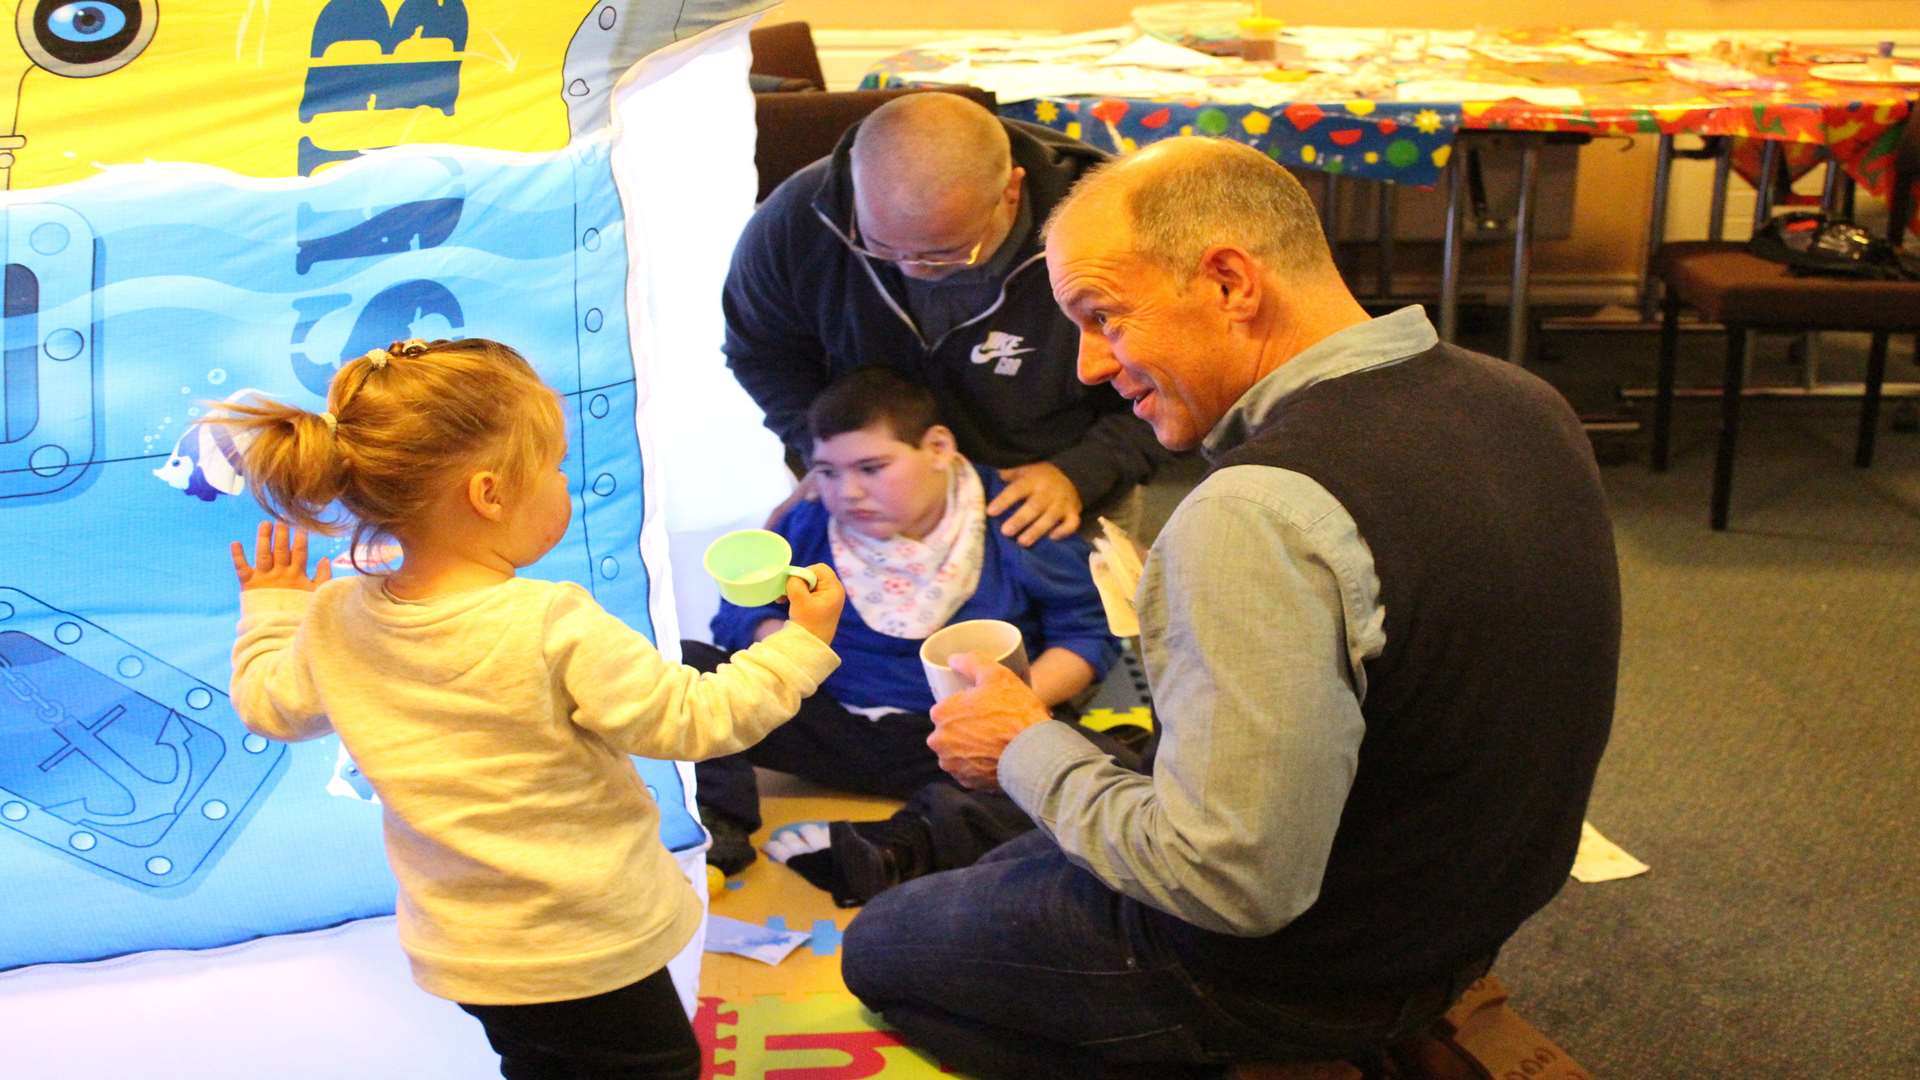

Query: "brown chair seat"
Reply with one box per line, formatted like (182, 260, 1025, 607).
(1648, 238, 1743, 280)
(1664, 248, 1920, 331)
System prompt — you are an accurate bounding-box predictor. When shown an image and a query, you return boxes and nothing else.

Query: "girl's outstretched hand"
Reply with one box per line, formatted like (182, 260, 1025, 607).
(231, 522, 334, 592)
(783, 564, 844, 647)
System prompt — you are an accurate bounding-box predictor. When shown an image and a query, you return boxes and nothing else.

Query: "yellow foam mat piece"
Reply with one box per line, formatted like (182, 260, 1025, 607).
(695, 991, 953, 1079)
(1076, 705, 1153, 734)
(700, 772, 901, 1001)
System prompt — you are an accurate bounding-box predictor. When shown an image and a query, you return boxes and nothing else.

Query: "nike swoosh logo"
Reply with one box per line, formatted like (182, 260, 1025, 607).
(971, 345, 1036, 363)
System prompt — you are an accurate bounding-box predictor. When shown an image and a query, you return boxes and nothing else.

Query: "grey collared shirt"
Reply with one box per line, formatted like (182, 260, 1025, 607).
(1000, 306, 1439, 935)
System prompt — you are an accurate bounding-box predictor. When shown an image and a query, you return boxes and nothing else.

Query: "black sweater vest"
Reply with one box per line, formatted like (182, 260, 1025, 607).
(1152, 340, 1621, 992)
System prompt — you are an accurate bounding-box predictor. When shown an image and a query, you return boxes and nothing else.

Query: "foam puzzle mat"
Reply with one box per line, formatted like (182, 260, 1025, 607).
(695, 993, 950, 1079)
(696, 775, 945, 1078)
(695, 657, 1155, 1077)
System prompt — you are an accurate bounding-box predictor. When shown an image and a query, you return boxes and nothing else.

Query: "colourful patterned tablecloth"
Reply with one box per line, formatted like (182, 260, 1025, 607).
(995, 96, 1462, 186)
(864, 28, 1914, 197)
(1455, 30, 1911, 197)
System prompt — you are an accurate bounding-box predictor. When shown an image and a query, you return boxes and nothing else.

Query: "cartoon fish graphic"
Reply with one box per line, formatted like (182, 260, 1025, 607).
(152, 389, 268, 501)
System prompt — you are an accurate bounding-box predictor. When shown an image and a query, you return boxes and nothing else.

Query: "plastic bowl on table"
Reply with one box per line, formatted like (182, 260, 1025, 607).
(1130, 2, 1255, 45)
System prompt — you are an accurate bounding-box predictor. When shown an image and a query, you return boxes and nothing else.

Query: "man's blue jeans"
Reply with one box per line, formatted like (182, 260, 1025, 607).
(842, 831, 1468, 1080)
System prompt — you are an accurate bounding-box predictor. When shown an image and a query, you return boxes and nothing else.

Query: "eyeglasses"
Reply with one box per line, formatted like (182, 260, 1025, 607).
(846, 219, 991, 269)
(847, 183, 1014, 269)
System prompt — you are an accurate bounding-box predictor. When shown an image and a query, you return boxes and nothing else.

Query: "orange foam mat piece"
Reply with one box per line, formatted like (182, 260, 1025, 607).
(700, 772, 902, 1001)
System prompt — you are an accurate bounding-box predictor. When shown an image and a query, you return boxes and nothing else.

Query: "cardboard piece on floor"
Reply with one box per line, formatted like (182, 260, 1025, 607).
(1398, 975, 1595, 1080)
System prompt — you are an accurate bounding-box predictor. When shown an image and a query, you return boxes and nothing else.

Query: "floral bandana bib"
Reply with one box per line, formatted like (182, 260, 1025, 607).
(829, 460, 987, 639)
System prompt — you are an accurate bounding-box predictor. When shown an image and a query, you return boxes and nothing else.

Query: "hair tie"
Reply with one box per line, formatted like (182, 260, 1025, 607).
(364, 347, 390, 370)
(318, 411, 338, 434)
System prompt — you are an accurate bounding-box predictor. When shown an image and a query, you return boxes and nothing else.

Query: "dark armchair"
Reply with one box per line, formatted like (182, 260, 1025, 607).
(748, 20, 827, 93)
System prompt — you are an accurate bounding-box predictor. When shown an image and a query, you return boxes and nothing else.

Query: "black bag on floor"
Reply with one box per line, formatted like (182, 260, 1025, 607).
(1747, 211, 1920, 281)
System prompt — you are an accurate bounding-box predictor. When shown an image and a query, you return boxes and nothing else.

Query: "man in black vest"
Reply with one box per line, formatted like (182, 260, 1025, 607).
(840, 137, 1621, 1079)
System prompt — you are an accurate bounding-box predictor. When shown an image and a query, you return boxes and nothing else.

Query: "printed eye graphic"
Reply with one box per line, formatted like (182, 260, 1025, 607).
(48, 3, 127, 43)
(20, 0, 156, 77)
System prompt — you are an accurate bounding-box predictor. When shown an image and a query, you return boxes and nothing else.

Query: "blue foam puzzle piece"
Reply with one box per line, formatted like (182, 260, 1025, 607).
(807, 919, 843, 956)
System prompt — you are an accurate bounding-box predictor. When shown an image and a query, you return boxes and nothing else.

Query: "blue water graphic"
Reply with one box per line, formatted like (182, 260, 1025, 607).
(0, 142, 695, 970)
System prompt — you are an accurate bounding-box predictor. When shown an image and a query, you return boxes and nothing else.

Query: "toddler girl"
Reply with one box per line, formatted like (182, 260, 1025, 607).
(211, 337, 843, 1079)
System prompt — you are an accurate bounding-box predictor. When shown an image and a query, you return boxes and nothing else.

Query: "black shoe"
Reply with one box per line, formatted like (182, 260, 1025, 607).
(700, 805, 757, 876)
(827, 815, 934, 907)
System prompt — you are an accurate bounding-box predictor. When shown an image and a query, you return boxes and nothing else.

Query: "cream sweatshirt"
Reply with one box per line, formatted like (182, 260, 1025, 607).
(230, 575, 839, 1004)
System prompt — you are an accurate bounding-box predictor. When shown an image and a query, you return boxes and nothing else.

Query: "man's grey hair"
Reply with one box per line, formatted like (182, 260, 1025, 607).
(1050, 139, 1334, 280)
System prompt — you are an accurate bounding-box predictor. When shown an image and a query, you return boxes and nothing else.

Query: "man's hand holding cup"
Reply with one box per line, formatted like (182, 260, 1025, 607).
(927, 652, 1052, 791)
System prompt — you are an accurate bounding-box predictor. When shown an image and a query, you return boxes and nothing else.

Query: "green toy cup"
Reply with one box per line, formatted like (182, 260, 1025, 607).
(704, 529, 819, 606)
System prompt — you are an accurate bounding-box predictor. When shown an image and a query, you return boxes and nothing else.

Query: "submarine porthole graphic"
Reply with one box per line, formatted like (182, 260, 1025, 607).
(20, 0, 156, 78)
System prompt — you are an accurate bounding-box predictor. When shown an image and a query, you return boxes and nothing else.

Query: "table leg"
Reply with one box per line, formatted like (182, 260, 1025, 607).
(1783, 152, 1844, 393)
(1814, 161, 1863, 401)
(1439, 142, 1463, 343)
(1821, 155, 1846, 213)
(1798, 332, 1823, 390)
(1507, 141, 1539, 365)
(1638, 134, 1675, 322)
(1652, 290, 1681, 471)
(1752, 140, 1782, 229)
(1804, 154, 1831, 387)
(1707, 139, 1731, 242)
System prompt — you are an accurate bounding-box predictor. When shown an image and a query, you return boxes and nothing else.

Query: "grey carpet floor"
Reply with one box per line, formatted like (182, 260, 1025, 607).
(1137, 321, 1920, 1078)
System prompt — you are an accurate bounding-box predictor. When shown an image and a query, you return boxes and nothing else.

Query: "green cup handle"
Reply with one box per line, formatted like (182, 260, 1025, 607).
(788, 565, 818, 591)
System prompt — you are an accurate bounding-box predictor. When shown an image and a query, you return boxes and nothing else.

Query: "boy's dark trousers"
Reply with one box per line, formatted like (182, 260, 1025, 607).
(684, 636, 954, 833)
(458, 966, 698, 1080)
(683, 639, 1147, 875)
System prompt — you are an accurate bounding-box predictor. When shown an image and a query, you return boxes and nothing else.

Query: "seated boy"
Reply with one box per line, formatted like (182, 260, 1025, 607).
(688, 367, 1138, 903)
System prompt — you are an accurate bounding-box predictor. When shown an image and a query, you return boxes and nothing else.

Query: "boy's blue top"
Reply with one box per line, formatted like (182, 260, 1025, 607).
(711, 463, 1119, 713)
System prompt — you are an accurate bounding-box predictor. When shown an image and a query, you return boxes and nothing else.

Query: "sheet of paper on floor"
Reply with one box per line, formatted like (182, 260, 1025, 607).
(704, 914, 811, 965)
(1571, 820, 1650, 883)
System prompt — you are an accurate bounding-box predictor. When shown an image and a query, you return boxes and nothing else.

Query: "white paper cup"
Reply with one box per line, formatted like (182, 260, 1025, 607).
(920, 619, 1032, 702)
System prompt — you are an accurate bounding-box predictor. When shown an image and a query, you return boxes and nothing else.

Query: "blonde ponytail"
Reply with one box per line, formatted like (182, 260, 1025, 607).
(198, 398, 350, 534)
(197, 339, 564, 570)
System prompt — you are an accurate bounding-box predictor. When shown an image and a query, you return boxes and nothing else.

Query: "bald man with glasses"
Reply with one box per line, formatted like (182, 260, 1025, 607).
(722, 93, 1171, 545)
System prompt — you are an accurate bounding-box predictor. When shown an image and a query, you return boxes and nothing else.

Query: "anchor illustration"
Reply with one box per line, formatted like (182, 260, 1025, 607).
(39, 703, 195, 828)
